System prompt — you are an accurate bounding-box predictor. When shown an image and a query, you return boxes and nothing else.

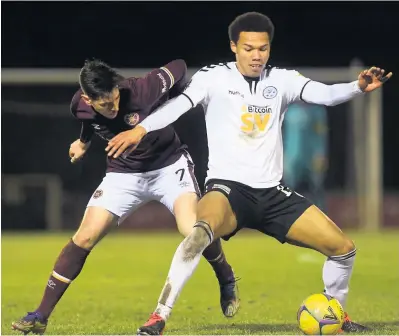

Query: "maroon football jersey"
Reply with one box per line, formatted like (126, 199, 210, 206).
(70, 59, 189, 173)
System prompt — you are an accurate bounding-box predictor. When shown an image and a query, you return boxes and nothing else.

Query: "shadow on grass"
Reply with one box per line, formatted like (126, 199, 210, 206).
(367, 320, 399, 329)
(170, 323, 298, 333)
(179, 320, 399, 334)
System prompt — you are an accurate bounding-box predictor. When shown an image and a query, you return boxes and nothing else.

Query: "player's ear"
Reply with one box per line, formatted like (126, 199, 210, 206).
(230, 41, 237, 54)
(81, 94, 91, 105)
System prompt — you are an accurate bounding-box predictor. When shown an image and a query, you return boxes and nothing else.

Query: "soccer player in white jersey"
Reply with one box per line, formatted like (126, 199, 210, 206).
(106, 12, 392, 335)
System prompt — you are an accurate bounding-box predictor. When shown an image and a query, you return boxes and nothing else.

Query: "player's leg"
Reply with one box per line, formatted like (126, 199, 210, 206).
(284, 204, 368, 332)
(262, 185, 366, 332)
(12, 206, 117, 335)
(158, 154, 239, 317)
(169, 154, 240, 317)
(174, 193, 234, 282)
(12, 173, 147, 335)
(138, 187, 238, 335)
(286, 205, 355, 303)
(11, 207, 117, 335)
(254, 185, 367, 332)
(169, 191, 240, 318)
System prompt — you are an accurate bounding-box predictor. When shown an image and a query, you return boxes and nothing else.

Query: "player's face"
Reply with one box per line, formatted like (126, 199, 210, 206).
(230, 32, 271, 77)
(83, 87, 120, 119)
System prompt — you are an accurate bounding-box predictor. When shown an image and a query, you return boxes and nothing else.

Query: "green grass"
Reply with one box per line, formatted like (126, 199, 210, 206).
(2, 230, 399, 335)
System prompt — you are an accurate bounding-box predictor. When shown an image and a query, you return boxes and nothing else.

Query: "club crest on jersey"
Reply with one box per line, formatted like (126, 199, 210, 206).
(124, 113, 140, 126)
(263, 86, 278, 99)
(93, 189, 103, 199)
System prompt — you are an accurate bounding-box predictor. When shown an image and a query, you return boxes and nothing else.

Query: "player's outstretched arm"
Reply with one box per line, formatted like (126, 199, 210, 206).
(140, 94, 193, 132)
(139, 67, 209, 133)
(105, 94, 193, 158)
(106, 69, 210, 159)
(302, 66, 392, 106)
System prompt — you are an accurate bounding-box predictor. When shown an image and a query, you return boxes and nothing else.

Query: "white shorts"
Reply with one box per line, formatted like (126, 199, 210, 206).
(87, 153, 200, 224)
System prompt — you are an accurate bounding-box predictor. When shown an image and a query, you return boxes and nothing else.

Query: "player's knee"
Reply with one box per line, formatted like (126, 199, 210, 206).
(196, 192, 230, 230)
(174, 192, 198, 237)
(182, 221, 213, 261)
(73, 207, 117, 250)
(73, 221, 102, 250)
(177, 225, 192, 238)
(339, 237, 356, 255)
(328, 236, 356, 257)
(72, 232, 98, 250)
(175, 212, 197, 237)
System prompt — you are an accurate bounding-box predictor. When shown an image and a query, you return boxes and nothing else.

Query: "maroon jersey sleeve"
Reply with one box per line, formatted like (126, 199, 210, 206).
(131, 59, 187, 107)
(70, 89, 95, 143)
(79, 121, 94, 143)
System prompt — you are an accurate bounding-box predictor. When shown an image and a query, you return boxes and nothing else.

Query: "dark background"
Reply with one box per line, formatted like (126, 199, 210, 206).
(2, 1, 399, 230)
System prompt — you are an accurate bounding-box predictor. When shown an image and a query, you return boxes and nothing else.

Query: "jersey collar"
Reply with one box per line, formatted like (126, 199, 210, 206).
(232, 62, 272, 82)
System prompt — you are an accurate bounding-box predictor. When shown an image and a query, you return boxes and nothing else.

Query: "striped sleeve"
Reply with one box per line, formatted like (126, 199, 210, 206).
(133, 59, 187, 107)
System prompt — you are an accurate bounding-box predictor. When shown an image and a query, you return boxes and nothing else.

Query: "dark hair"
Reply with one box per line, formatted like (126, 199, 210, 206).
(79, 58, 123, 100)
(228, 12, 275, 44)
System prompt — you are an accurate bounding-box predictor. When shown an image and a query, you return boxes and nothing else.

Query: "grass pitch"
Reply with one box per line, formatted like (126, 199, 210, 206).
(2, 230, 399, 335)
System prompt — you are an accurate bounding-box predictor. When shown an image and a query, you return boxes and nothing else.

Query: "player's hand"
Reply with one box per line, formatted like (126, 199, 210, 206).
(105, 125, 148, 159)
(69, 139, 91, 163)
(357, 67, 392, 92)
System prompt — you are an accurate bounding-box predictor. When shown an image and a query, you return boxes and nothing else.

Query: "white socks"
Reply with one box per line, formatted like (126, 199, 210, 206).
(154, 222, 213, 320)
(323, 249, 356, 308)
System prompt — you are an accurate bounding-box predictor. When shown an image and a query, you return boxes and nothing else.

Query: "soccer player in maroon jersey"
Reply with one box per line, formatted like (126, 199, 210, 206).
(11, 59, 239, 335)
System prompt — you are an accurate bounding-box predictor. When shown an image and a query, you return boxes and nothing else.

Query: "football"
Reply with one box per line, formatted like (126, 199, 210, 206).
(297, 293, 345, 335)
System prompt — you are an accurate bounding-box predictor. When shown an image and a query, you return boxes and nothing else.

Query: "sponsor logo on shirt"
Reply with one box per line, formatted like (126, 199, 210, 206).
(240, 104, 272, 132)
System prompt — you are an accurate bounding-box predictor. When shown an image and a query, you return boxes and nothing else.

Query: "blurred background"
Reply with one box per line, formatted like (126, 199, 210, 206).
(2, 1, 399, 234)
